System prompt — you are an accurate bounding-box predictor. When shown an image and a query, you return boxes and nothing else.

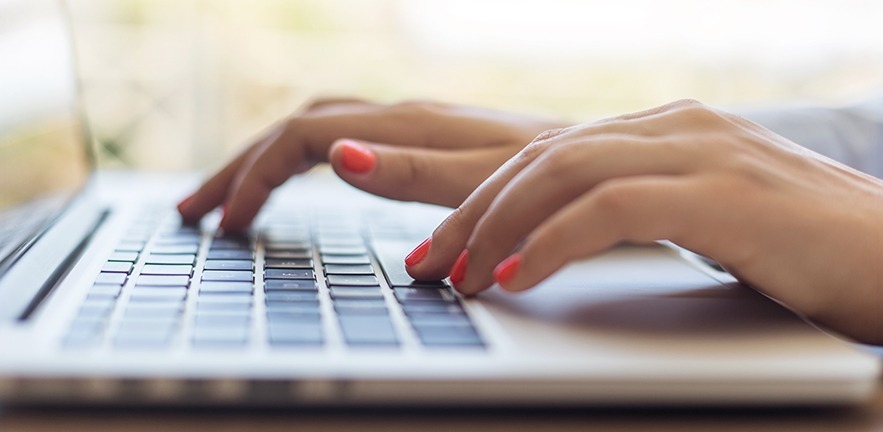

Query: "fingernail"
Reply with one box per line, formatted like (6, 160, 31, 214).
(177, 194, 195, 213)
(339, 139, 376, 174)
(405, 237, 432, 267)
(450, 250, 468, 286)
(493, 254, 521, 286)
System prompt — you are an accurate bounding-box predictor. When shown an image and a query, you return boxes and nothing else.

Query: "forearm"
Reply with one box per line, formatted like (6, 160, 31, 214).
(740, 95, 883, 177)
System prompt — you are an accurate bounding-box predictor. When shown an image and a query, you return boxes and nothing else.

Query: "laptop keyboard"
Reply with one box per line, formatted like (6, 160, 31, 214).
(62, 209, 485, 351)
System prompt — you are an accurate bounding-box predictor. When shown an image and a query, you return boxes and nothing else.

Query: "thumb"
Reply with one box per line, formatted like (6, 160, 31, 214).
(328, 138, 508, 209)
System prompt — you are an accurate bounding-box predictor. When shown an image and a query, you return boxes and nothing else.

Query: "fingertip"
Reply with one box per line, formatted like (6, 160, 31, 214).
(333, 139, 376, 174)
(493, 253, 522, 290)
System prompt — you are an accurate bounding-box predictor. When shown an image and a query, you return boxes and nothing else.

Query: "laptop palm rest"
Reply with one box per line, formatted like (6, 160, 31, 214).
(476, 244, 830, 358)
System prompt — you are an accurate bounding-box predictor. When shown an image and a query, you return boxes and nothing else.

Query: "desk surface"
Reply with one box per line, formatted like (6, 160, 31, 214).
(1, 388, 881, 432)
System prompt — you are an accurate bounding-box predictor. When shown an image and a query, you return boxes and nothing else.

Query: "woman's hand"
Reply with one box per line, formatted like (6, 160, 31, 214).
(406, 99, 883, 345)
(177, 98, 566, 231)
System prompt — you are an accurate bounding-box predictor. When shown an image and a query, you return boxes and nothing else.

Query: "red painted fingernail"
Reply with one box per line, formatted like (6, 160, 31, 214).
(493, 254, 521, 286)
(450, 250, 468, 286)
(177, 194, 195, 213)
(339, 140, 376, 174)
(405, 237, 432, 267)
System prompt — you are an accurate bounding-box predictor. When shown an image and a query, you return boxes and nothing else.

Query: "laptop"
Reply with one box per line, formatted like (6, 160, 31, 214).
(0, 0, 878, 407)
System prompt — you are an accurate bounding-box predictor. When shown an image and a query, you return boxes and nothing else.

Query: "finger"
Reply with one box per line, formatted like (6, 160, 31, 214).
(493, 176, 700, 292)
(457, 135, 694, 294)
(177, 124, 286, 223)
(220, 104, 510, 231)
(402, 137, 555, 281)
(328, 139, 512, 208)
(219, 126, 314, 231)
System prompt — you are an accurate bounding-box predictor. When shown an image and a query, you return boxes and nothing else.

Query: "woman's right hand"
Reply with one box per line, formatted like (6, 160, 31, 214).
(177, 99, 567, 232)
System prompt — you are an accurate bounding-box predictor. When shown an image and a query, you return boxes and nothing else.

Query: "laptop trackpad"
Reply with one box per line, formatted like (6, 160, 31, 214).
(476, 245, 812, 354)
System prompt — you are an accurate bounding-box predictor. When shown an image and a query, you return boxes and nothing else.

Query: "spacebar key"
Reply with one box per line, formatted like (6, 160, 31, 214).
(372, 240, 449, 288)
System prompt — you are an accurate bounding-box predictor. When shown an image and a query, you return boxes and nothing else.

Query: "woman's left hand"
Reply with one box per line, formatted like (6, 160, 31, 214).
(405, 99, 883, 345)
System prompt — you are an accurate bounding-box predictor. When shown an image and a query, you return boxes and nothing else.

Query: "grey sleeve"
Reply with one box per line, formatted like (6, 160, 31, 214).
(739, 95, 883, 178)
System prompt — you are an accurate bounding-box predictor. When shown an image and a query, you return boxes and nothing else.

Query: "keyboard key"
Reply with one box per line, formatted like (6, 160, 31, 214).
(154, 235, 201, 246)
(416, 327, 484, 347)
(125, 299, 185, 312)
(265, 250, 312, 260)
(321, 254, 370, 265)
(117, 313, 181, 333)
(115, 241, 146, 252)
(141, 264, 193, 276)
(94, 272, 127, 286)
(199, 281, 254, 294)
(197, 300, 252, 311)
(108, 251, 138, 262)
(198, 293, 253, 304)
(373, 242, 449, 288)
(78, 301, 116, 317)
(264, 279, 318, 291)
(318, 245, 368, 256)
(265, 303, 320, 313)
(333, 299, 389, 315)
(102, 261, 133, 274)
(338, 316, 398, 346)
(263, 258, 312, 269)
(201, 270, 253, 282)
(207, 250, 253, 260)
(194, 315, 250, 327)
(129, 287, 187, 301)
(408, 314, 473, 327)
(402, 303, 465, 315)
(145, 253, 196, 265)
(323, 264, 374, 275)
(394, 287, 457, 303)
(153, 244, 199, 255)
(136, 275, 190, 287)
(266, 310, 321, 322)
(204, 260, 253, 271)
(88, 285, 122, 299)
(330, 287, 383, 300)
(264, 241, 310, 251)
(161, 226, 200, 236)
(325, 274, 378, 286)
(264, 269, 314, 280)
(122, 308, 182, 321)
(191, 328, 249, 347)
(113, 332, 173, 348)
(268, 322, 323, 346)
(210, 238, 251, 250)
(265, 291, 318, 303)
(80, 296, 118, 310)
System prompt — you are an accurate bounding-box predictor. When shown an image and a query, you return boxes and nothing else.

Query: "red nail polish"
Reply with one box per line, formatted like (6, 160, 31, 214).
(177, 194, 195, 213)
(493, 254, 521, 286)
(405, 237, 432, 267)
(450, 250, 468, 286)
(340, 140, 376, 173)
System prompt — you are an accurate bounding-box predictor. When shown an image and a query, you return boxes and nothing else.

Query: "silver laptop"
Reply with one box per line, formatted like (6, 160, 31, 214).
(0, 0, 878, 407)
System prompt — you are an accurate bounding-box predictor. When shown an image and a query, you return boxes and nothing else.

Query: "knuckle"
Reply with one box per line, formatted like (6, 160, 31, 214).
(668, 98, 704, 109)
(513, 139, 550, 166)
(592, 182, 636, 217)
(531, 126, 569, 144)
(535, 143, 580, 176)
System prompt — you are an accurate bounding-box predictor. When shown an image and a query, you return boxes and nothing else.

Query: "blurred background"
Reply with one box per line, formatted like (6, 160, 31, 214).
(67, 0, 883, 171)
